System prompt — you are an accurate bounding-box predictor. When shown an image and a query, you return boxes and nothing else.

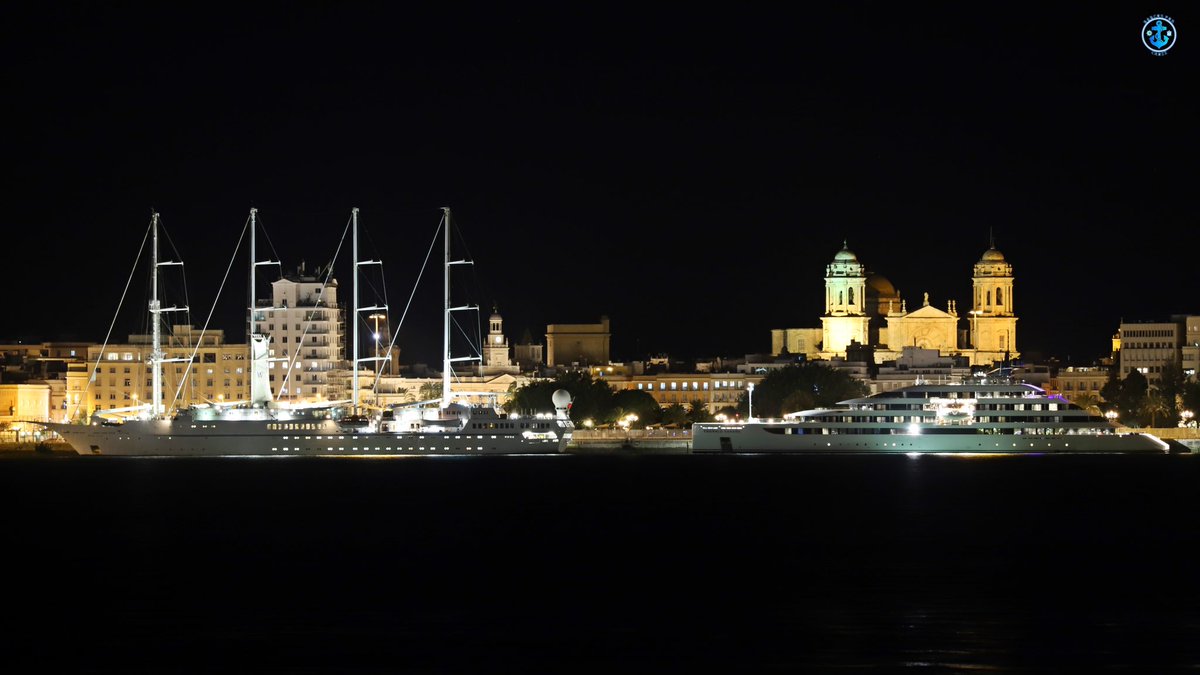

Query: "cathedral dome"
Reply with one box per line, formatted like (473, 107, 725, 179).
(833, 241, 858, 262)
(865, 273, 897, 298)
(979, 247, 1006, 262)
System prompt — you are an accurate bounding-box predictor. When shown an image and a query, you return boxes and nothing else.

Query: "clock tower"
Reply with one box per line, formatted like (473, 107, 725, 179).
(483, 306, 511, 368)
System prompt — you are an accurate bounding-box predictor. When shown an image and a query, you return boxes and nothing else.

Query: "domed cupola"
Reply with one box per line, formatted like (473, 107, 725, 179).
(833, 240, 859, 262)
(971, 231, 1015, 317)
(824, 240, 867, 316)
(973, 232, 1013, 279)
(821, 240, 871, 355)
(979, 247, 1006, 263)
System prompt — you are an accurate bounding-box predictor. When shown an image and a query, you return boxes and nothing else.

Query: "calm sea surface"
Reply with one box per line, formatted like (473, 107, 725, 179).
(3, 452, 1199, 673)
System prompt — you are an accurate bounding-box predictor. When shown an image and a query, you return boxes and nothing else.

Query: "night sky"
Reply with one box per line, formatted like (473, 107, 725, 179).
(3, 4, 1196, 366)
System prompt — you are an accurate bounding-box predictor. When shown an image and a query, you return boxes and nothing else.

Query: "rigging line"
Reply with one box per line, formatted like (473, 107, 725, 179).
(256, 212, 286, 277)
(450, 312, 483, 360)
(369, 265, 392, 384)
(373, 212, 444, 394)
(79, 217, 153, 415)
(168, 214, 249, 412)
(159, 215, 192, 313)
(448, 216, 486, 365)
(279, 212, 352, 399)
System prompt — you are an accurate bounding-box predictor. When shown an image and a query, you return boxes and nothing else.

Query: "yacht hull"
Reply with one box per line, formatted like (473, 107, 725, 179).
(691, 423, 1171, 454)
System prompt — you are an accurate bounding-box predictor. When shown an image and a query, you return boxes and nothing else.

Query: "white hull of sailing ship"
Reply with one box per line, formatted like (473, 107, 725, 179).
(44, 415, 573, 457)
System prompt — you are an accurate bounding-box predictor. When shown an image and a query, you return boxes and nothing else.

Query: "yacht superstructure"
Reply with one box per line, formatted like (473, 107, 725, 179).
(692, 378, 1171, 454)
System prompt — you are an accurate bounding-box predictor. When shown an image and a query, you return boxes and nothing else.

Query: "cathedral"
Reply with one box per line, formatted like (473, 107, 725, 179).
(770, 239, 1018, 367)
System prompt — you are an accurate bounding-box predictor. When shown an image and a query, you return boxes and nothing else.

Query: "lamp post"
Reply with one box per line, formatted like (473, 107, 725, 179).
(369, 312, 387, 375)
(1181, 409, 1195, 428)
(747, 382, 755, 422)
(968, 310, 981, 361)
(1105, 409, 1119, 428)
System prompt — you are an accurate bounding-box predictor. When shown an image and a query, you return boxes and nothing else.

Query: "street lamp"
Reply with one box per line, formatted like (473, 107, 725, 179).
(1181, 409, 1195, 428)
(619, 413, 639, 442)
(968, 310, 981, 353)
(369, 312, 387, 374)
(1105, 410, 1119, 427)
(747, 382, 755, 422)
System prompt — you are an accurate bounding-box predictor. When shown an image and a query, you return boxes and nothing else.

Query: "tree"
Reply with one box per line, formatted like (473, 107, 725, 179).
(612, 389, 661, 428)
(1182, 381, 1200, 419)
(505, 371, 616, 424)
(1099, 364, 1122, 412)
(660, 403, 689, 427)
(417, 382, 443, 402)
(1072, 392, 1102, 416)
(736, 363, 869, 419)
(687, 400, 713, 424)
(1157, 361, 1186, 420)
(1140, 390, 1171, 428)
(1116, 370, 1149, 426)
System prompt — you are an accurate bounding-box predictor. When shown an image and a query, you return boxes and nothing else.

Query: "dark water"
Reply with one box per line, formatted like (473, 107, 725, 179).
(4, 453, 1199, 673)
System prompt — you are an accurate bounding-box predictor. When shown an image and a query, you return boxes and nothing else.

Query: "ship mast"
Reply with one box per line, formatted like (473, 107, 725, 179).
(148, 211, 187, 418)
(442, 207, 450, 407)
(249, 207, 257, 348)
(442, 207, 478, 409)
(352, 207, 388, 414)
(149, 212, 162, 418)
(247, 207, 280, 407)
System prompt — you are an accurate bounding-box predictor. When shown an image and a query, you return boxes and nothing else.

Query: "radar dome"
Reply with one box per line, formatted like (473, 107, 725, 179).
(552, 389, 572, 408)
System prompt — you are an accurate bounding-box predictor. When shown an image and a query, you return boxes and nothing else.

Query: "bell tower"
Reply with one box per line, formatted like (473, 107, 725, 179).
(483, 305, 511, 368)
(820, 241, 870, 356)
(969, 233, 1019, 366)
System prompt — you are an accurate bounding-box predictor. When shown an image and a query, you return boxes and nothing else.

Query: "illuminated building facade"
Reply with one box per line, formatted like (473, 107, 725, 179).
(1117, 316, 1200, 388)
(546, 316, 611, 367)
(83, 325, 248, 417)
(772, 240, 1020, 367)
(594, 371, 765, 414)
(1051, 366, 1109, 405)
(251, 268, 347, 402)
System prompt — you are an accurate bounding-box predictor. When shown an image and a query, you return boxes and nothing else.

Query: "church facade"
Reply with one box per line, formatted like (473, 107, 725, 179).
(771, 240, 1018, 367)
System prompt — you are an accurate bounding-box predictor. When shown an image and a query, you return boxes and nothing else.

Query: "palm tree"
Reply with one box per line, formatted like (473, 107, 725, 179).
(1072, 392, 1102, 416)
(687, 400, 713, 424)
(1140, 391, 1171, 428)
